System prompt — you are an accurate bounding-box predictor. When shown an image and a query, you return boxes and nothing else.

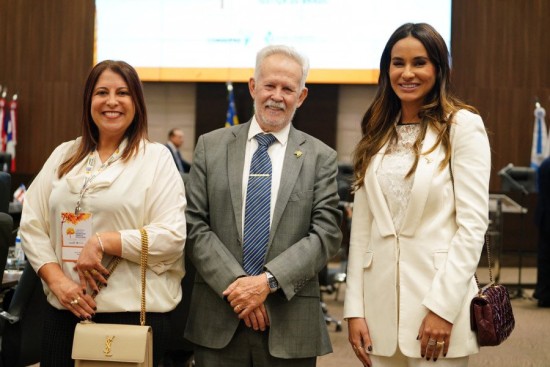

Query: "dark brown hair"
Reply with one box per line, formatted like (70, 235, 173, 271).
(352, 23, 477, 189)
(58, 60, 148, 178)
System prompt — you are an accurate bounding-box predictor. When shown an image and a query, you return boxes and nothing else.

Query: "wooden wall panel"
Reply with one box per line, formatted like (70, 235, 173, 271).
(451, 0, 550, 191)
(196, 82, 338, 149)
(451, 0, 550, 262)
(0, 0, 95, 188)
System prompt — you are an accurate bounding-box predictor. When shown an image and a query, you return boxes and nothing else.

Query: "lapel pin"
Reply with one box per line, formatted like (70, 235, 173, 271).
(294, 150, 303, 158)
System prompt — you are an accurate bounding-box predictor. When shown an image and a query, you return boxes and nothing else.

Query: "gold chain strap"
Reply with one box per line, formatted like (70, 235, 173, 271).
(486, 233, 493, 283)
(473, 234, 492, 293)
(91, 229, 148, 326)
(139, 228, 148, 326)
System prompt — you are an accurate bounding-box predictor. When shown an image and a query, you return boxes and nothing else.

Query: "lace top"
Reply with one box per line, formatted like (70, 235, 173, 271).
(376, 124, 423, 232)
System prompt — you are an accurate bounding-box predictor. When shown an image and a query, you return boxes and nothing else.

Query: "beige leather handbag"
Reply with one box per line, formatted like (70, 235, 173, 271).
(72, 228, 152, 366)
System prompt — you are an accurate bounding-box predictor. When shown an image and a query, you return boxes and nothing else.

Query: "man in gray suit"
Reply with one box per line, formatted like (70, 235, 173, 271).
(184, 45, 342, 366)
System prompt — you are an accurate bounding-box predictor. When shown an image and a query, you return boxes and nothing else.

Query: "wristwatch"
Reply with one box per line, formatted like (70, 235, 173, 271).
(265, 271, 279, 293)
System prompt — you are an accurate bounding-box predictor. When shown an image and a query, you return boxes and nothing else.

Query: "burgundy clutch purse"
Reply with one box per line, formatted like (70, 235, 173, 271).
(470, 237, 515, 346)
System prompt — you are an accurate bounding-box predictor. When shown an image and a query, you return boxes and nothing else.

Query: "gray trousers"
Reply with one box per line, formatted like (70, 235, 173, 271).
(193, 323, 317, 367)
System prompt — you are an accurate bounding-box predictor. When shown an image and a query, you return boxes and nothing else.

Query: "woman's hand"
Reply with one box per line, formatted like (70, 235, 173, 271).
(47, 269, 97, 319)
(348, 317, 373, 367)
(74, 235, 110, 293)
(418, 310, 452, 361)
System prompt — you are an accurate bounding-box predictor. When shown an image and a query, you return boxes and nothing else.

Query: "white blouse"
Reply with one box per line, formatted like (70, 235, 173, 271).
(20, 138, 187, 312)
(376, 124, 422, 232)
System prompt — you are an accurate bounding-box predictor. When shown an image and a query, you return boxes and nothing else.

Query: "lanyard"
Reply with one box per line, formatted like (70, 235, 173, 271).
(75, 148, 121, 214)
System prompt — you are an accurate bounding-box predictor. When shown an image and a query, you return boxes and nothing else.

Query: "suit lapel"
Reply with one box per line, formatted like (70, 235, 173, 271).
(364, 141, 396, 237)
(270, 126, 305, 241)
(399, 126, 442, 236)
(228, 124, 249, 241)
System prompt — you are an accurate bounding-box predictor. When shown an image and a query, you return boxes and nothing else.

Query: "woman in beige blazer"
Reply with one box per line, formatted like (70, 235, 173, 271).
(344, 23, 491, 367)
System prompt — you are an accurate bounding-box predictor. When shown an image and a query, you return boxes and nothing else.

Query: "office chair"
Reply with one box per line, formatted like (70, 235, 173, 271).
(0, 262, 47, 367)
(319, 265, 343, 332)
(0, 172, 10, 215)
(0, 213, 12, 283)
(320, 164, 353, 302)
(318, 165, 354, 332)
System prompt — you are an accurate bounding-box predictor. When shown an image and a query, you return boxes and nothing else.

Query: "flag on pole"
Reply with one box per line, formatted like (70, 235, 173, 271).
(0, 90, 6, 152)
(13, 183, 26, 204)
(4, 94, 17, 172)
(531, 102, 548, 170)
(225, 82, 239, 127)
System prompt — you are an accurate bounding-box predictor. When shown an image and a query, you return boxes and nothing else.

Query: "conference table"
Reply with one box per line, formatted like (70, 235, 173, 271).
(488, 194, 527, 284)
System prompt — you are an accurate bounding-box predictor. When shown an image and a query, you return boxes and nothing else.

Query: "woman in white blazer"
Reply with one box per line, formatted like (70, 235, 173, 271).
(344, 23, 491, 367)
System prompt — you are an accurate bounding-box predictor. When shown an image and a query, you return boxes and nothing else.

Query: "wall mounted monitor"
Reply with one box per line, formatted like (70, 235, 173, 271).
(95, 0, 452, 84)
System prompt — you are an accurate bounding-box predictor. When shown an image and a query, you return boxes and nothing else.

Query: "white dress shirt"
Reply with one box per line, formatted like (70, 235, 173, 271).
(241, 116, 290, 232)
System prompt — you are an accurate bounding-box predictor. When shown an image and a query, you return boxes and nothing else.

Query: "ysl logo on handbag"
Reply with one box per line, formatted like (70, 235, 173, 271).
(103, 335, 115, 357)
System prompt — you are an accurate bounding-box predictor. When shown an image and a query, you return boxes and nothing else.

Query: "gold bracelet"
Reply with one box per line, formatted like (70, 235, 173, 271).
(96, 232, 105, 252)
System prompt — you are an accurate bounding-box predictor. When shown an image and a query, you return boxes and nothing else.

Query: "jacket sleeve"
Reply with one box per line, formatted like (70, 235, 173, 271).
(264, 148, 343, 300)
(185, 135, 248, 297)
(422, 112, 491, 323)
(20, 142, 76, 272)
(119, 145, 187, 274)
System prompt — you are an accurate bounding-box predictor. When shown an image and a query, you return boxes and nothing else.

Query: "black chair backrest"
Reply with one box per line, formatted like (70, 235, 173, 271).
(1, 262, 47, 367)
(0, 154, 10, 175)
(0, 173, 11, 214)
(337, 164, 353, 203)
(0, 213, 13, 285)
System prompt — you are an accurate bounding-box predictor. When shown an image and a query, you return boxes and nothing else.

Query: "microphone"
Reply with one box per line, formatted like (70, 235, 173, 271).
(498, 163, 514, 176)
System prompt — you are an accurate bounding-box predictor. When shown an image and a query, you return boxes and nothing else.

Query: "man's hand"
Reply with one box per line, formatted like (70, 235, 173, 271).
(223, 274, 270, 319)
(241, 303, 270, 331)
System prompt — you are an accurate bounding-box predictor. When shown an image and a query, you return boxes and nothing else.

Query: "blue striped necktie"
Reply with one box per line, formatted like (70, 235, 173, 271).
(243, 133, 277, 275)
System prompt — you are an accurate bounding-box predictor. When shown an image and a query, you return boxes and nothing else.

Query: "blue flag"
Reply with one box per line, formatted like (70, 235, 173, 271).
(531, 102, 548, 170)
(225, 82, 239, 127)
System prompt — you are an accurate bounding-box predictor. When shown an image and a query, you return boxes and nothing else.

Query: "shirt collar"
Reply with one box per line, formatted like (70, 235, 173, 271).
(248, 116, 290, 146)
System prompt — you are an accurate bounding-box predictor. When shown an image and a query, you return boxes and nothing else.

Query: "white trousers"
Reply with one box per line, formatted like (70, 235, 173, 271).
(369, 347, 469, 367)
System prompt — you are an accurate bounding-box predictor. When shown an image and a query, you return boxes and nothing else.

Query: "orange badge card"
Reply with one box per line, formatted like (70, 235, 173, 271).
(61, 212, 93, 262)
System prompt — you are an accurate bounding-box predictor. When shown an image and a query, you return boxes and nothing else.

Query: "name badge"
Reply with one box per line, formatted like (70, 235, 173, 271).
(61, 212, 93, 262)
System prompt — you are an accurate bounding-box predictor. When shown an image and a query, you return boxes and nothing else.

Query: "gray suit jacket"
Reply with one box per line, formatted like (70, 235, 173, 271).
(184, 122, 342, 358)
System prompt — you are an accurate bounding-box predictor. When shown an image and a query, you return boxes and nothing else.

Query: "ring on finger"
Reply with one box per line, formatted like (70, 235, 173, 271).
(428, 338, 436, 346)
(91, 269, 99, 275)
(235, 305, 241, 312)
(437, 341, 445, 347)
(70, 298, 79, 305)
(84, 270, 91, 276)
